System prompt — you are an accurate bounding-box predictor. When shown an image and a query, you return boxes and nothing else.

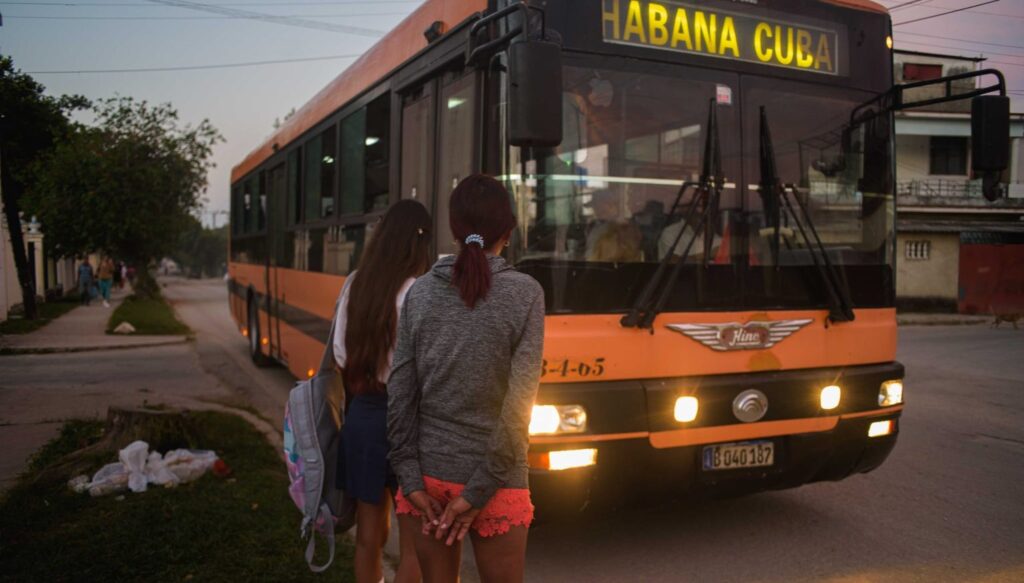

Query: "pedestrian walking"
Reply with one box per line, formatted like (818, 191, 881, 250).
(76, 258, 94, 306)
(119, 262, 128, 289)
(332, 200, 432, 583)
(388, 175, 545, 583)
(97, 257, 115, 308)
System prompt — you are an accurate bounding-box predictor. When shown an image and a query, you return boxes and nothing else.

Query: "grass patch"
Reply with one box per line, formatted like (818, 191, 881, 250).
(0, 296, 79, 335)
(0, 411, 354, 582)
(107, 291, 191, 336)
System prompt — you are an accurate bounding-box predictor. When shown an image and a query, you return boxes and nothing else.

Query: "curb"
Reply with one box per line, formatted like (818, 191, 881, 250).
(896, 318, 990, 326)
(0, 336, 191, 356)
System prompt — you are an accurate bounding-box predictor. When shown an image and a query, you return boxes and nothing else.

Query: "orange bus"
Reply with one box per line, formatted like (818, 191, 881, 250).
(229, 0, 1009, 509)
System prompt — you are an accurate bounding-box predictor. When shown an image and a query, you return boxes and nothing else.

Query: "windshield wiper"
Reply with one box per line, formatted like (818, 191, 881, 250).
(621, 98, 723, 329)
(758, 106, 855, 324)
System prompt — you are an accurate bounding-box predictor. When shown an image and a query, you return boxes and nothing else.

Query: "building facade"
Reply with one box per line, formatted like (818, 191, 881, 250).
(0, 207, 80, 322)
(893, 50, 1024, 314)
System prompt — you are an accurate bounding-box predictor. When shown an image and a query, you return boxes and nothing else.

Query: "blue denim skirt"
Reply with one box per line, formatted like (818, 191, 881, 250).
(337, 392, 397, 505)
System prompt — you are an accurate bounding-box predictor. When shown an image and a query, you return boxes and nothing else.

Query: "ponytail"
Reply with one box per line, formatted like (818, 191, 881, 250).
(448, 175, 516, 309)
(453, 234, 493, 309)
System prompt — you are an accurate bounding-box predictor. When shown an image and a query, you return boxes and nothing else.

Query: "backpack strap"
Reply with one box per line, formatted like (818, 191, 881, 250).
(303, 502, 336, 573)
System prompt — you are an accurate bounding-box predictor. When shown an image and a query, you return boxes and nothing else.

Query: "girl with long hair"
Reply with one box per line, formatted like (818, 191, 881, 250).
(332, 199, 432, 583)
(387, 175, 545, 583)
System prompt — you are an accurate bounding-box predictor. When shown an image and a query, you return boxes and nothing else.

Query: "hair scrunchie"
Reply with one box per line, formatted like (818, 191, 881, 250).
(464, 234, 485, 248)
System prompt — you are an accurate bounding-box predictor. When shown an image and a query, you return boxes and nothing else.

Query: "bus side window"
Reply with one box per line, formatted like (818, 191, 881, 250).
(304, 126, 336, 221)
(436, 72, 477, 256)
(257, 171, 267, 233)
(322, 224, 368, 276)
(401, 85, 435, 206)
(243, 177, 255, 234)
(340, 93, 391, 216)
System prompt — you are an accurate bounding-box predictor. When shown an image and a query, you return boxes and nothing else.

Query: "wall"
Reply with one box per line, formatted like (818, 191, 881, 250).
(959, 243, 1024, 314)
(896, 232, 960, 302)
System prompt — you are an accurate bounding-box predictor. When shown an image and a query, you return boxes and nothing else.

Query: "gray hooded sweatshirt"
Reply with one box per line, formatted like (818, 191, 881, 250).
(387, 254, 545, 509)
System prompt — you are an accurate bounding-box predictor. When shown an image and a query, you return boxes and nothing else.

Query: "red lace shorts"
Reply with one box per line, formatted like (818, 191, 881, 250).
(395, 475, 534, 537)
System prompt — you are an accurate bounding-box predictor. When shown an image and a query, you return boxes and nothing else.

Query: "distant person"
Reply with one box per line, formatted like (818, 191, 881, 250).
(332, 199, 431, 583)
(97, 257, 115, 308)
(584, 189, 642, 262)
(77, 258, 94, 306)
(115, 261, 126, 290)
(388, 175, 544, 583)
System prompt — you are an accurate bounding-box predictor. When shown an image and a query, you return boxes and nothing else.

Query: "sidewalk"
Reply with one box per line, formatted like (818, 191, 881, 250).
(897, 313, 992, 326)
(0, 285, 189, 354)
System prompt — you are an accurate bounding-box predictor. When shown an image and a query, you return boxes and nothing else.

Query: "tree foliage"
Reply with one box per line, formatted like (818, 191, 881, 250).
(0, 56, 88, 318)
(26, 97, 223, 274)
(172, 216, 228, 279)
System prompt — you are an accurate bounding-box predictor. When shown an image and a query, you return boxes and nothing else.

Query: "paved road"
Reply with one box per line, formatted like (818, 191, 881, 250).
(11, 278, 1019, 581)
(167, 278, 1022, 582)
(524, 324, 1024, 582)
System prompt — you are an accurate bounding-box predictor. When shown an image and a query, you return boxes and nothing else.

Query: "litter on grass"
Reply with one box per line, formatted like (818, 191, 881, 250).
(68, 440, 220, 497)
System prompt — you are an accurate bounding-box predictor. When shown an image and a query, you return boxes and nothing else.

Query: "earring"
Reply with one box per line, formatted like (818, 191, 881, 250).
(504, 241, 510, 247)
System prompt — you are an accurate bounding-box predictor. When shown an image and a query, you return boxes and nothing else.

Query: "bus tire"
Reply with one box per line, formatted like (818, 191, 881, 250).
(247, 294, 272, 367)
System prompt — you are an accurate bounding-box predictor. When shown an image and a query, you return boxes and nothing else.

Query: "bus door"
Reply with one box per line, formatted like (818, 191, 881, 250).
(265, 161, 287, 359)
(400, 69, 478, 256)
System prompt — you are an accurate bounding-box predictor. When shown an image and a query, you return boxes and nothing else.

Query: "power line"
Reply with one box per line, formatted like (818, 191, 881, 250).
(895, 39, 1024, 59)
(141, 0, 384, 36)
(894, 0, 1002, 26)
(25, 53, 361, 74)
(899, 32, 1024, 51)
(887, 0, 934, 11)
(884, 3, 1024, 20)
(7, 11, 408, 19)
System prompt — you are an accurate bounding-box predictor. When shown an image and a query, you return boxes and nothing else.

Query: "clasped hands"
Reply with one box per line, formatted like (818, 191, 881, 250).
(406, 490, 480, 546)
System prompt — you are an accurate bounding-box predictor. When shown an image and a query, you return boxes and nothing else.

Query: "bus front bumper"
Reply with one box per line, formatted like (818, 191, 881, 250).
(527, 362, 904, 512)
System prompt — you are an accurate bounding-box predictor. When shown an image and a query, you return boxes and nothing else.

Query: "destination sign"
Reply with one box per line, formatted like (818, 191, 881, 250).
(602, 0, 843, 76)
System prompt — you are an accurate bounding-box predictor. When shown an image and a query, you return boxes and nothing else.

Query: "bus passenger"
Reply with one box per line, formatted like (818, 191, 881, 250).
(584, 189, 642, 262)
(388, 174, 545, 583)
(332, 199, 432, 583)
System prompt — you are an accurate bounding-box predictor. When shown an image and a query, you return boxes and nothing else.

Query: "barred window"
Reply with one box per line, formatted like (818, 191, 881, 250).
(905, 240, 930, 260)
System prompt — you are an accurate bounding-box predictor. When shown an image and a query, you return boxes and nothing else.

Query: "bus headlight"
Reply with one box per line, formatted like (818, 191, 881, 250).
(529, 404, 587, 435)
(820, 385, 842, 410)
(529, 448, 598, 471)
(868, 420, 894, 437)
(674, 396, 699, 422)
(879, 380, 903, 406)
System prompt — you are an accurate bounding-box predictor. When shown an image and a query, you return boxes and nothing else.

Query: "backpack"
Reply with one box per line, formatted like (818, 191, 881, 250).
(283, 299, 355, 572)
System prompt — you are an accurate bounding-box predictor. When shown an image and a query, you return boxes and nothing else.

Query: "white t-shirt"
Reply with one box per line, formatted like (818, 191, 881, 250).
(332, 271, 417, 384)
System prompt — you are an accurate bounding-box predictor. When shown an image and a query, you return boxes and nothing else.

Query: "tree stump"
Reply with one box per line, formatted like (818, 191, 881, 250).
(33, 407, 202, 487)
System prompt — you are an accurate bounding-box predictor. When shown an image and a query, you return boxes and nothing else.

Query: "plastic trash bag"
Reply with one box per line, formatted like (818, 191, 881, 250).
(162, 449, 218, 483)
(145, 451, 180, 487)
(119, 440, 150, 493)
(88, 462, 129, 497)
(68, 475, 90, 494)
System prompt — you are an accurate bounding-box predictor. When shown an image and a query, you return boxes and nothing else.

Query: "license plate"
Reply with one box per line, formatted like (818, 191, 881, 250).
(702, 441, 774, 471)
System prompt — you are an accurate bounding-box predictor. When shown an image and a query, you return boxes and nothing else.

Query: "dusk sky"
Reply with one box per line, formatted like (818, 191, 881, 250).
(2, 0, 1022, 224)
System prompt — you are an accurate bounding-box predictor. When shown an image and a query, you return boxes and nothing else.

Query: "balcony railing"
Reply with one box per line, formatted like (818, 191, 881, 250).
(897, 178, 981, 198)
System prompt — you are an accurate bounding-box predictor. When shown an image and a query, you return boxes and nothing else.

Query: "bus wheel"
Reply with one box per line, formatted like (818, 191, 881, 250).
(247, 295, 271, 367)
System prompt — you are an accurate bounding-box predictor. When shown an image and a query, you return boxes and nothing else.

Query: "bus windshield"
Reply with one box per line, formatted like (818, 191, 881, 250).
(505, 60, 894, 314)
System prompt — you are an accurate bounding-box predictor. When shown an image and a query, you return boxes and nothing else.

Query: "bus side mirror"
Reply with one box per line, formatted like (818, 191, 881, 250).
(508, 40, 563, 148)
(971, 95, 1010, 201)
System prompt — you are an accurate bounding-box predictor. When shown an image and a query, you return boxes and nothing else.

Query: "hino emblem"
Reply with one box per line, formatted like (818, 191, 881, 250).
(666, 319, 814, 351)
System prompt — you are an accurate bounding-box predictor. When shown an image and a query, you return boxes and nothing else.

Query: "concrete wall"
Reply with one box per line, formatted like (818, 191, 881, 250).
(896, 232, 960, 301)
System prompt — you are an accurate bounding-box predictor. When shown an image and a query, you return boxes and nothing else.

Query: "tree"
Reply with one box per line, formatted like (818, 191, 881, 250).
(171, 215, 227, 278)
(0, 57, 87, 319)
(27, 97, 222, 297)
